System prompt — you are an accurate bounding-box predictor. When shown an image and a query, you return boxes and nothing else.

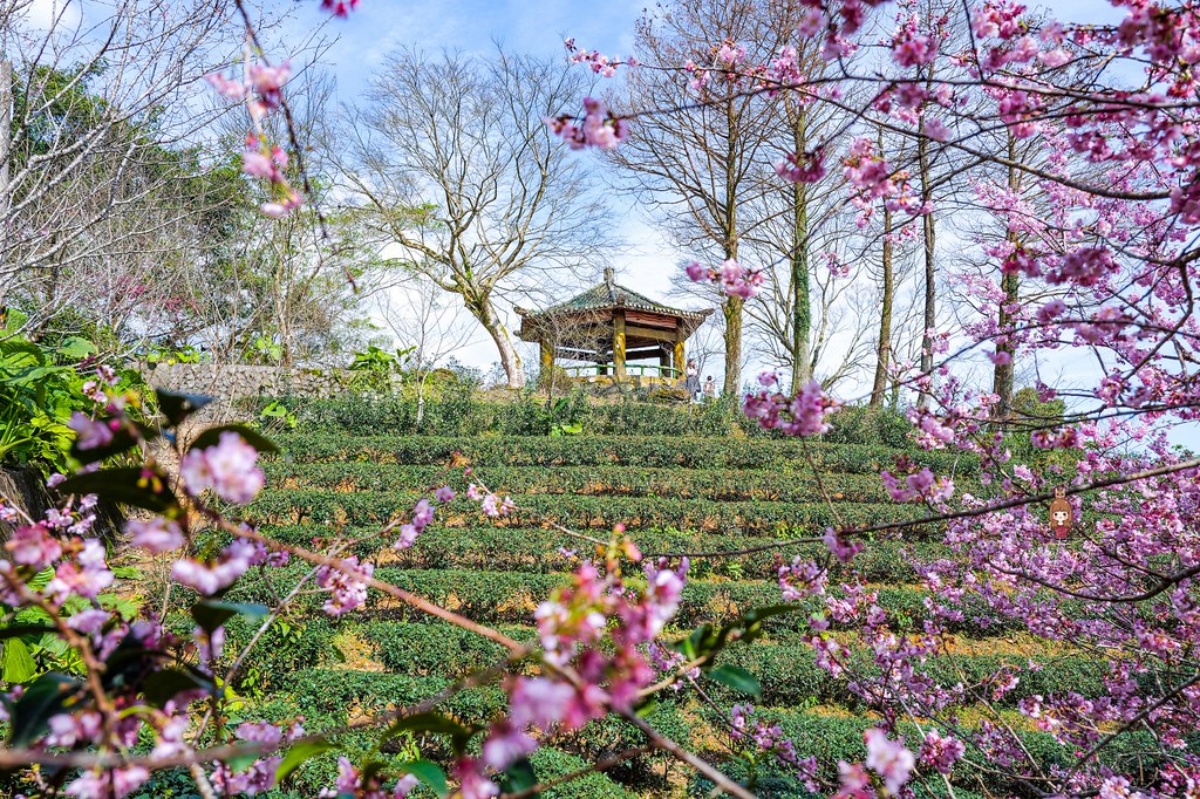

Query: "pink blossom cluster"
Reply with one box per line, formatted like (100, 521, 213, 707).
(863, 729, 915, 795)
(778, 557, 828, 600)
(440, 553, 690, 797)
(775, 149, 828, 184)
(685, 258, 765, 299)
(729, 704, 820, 790)
(395, 494, 444, 549)
(67, 412, 121, 451)
(206, 60, 304, 217)
(743, 372, 839, 437)
(319, 0, 360, 17)
(918, 729, 965, 774)
(564, 38, 637, 77)
(842, 137, 924, 226)
(180, 431, 266, 504)
(890, 14, 938, 68)
(466, 483, 515, 517)
(316, 555, 375, 616)
(546, 97, 629, 150)
(3, 496, 111, 606)
(242, 134, 302, 218)
(319, 757, 417, 798)
(880, 466, 955, 503)
(172, 537, 261, 595)
(206, 61, 290, 120)
(210, 721, 306, 795)
(81, 365, 119, 405)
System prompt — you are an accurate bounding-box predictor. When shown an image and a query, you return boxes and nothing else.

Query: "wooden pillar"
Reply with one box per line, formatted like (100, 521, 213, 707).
(659, 345, 670, 377)
(613, 311, 627, 379)
(672, 334, 685, 382)
(540, 340, 553, 386)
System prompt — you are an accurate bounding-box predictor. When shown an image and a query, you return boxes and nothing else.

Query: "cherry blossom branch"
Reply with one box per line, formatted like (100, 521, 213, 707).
(499, 746, 652, 799)
(619, 710, 758, 799)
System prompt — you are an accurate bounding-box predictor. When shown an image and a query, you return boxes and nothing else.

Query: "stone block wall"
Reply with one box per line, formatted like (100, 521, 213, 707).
(140, 363, 354, 424)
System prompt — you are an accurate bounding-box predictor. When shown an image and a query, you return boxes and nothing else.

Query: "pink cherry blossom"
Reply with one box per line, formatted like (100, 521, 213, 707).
(864, 728, 915, 795)
(180, 431, 265, 504)
(125, 517, 184, 553)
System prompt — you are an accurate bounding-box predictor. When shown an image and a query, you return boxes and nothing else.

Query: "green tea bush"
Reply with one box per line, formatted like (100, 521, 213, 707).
(821, 405, 912, 448)
(247, 489, 928, 536)
(270, 433, 981, 475)
(527, 748, 639, 798)
(264, 462, 951, 504)
(222, 613, 337, 692)
(252, 525, 951, 582)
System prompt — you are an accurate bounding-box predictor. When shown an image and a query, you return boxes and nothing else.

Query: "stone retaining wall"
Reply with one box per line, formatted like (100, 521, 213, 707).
(141, 363, 351, 402)
(139, 363, 354, 427)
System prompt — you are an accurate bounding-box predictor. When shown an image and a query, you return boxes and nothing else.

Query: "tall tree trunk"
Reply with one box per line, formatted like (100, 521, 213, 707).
(0, 58, 10, 221)
(917, 120, 936, 410)
(721, 100, 743, 396)
(991, 136, 1021, 422)
(722, 295, 743, 395)
(870, 172, 895, 409)
(790, 106, 811, 393)
(476, 299, 525, 388)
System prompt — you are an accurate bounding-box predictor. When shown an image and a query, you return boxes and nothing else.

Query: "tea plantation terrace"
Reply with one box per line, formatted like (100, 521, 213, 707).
(192, 427, 1155, 798)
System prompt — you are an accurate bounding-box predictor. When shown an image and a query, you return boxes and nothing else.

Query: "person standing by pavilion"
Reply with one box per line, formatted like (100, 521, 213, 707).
(685, 358, 700, 400)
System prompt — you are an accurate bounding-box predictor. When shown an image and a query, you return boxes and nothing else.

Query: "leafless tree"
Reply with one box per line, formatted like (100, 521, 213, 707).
(378, 278, 478, 426)
(341, 47, 611, 388)
(611, 0, 794, 396)
(0, 0, 244, 333)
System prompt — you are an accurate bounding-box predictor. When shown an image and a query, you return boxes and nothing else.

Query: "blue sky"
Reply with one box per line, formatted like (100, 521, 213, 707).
(299, 0, 683, 363)
(308, 0, 643, 94)
(284, 0, 1199, 450)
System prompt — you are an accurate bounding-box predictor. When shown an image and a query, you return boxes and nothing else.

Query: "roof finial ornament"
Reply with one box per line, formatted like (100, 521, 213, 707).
(603, 266, 615, 294)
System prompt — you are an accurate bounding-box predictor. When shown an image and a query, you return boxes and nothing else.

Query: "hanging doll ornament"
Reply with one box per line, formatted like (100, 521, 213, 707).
(1048, 487, 1073, 540)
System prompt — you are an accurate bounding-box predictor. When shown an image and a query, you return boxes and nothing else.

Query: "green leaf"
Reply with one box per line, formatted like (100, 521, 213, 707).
(191, 600, 269, 636)
(741, 604, 801, 625)
(708, 665, 762, 700)
(396, 760, 448, 797)
(58, 466, 181, 517)
(386, 712, 474, 755)
(142, 667, 212, 708)
(387, 711, 473, 738)
(69, 422, 157, 466)
(634, 697, 659, 718)
(112, 566, 142, 580)
(188, 424, 278, 455)
(156, 390, 214, 427)
(0, 623, 56, 640)
(57, 337, 97, 360)
(1, 638, 38, 683)
(2, 307, 29, 335)
(8, 673, 81, 747)
(502, 758, 538, 795)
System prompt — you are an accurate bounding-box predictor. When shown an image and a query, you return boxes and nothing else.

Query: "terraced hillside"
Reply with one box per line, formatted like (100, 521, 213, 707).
(206, 423, 1129, 798)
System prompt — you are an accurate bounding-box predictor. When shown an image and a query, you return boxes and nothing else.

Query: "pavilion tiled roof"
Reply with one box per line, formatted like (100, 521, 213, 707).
(535, 271, 709, 320)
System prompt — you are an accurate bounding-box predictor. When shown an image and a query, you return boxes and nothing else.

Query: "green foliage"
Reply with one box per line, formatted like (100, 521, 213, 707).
(257, 400, 299, 432)
(256, 393, 920, 443)
(0, 318, 133, 473)
(145, 344, 205, 365)
(271, 432, 979, 475)
(246, 488, 929, 536)
(1007, 387, 1080, 471)
(820, 405, 913, 449)
(175, 394, 1107, 796)
(264, 462, 974, 504)
(527, 748, 638, 798)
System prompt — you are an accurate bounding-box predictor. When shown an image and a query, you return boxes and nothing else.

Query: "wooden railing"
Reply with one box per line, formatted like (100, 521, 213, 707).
(560, 363, 681, 380)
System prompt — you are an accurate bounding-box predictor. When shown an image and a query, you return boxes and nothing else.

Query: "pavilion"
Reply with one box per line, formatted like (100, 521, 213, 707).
(516, 268, 713, 385)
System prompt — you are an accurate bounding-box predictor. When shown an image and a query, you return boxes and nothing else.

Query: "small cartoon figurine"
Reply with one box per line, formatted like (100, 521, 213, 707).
(1049, 487, 1073, 540)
